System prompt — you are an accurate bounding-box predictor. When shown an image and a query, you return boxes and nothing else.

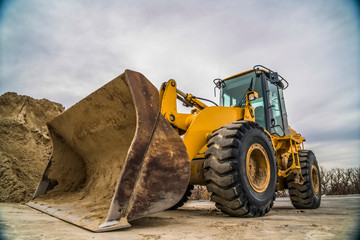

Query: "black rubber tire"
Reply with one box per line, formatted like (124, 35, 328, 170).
(204, 121, 277, 217)
(287, 150, 321, 209)
(168, 185, 194, 210)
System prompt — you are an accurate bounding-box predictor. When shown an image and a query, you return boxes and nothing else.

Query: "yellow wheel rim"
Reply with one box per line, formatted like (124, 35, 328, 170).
(246, 143, 271, 193)
(311, 165, 320, 195)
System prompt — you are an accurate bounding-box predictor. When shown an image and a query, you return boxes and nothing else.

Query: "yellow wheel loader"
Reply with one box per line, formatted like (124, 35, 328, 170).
(27, 65, 321, 232)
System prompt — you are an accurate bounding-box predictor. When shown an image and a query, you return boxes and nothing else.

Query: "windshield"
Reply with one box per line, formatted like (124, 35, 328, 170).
(221, 72, 262, 107)
(221, 71, 266, 129)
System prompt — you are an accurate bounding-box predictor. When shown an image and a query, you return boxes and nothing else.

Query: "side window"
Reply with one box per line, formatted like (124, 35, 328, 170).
(223, 93, 237, 106)
(223, 93, 231, 106)
(278, 88, 287, 115)
(252, 97, 266, 129)
(267, 82, 284, 136)
(252, 77, 266, 129)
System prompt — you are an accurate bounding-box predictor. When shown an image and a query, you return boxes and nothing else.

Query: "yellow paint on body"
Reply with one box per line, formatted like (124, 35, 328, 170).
(159, 71, 307, 187)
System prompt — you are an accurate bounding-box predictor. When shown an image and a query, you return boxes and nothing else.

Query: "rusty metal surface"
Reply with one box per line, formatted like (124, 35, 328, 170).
(27, 70, 190, 232)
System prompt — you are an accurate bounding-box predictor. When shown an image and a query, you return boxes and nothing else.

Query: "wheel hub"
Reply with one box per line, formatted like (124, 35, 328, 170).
(311, 165, 320, 195)
(246, 143, 270, 193)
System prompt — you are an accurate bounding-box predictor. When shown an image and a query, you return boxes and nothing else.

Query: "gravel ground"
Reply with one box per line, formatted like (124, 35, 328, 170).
(0, 195, 359, 240)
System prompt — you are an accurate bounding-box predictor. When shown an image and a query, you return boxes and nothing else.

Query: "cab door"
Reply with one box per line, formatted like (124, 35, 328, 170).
(264, 73, 290, 136)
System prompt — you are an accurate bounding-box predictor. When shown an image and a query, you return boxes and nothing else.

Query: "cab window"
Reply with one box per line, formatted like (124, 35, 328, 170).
(221, 72, 266, 129)
(267, 81, 284, 136)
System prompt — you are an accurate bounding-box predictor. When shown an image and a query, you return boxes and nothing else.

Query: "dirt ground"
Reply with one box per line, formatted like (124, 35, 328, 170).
(0, 195, 359, 240)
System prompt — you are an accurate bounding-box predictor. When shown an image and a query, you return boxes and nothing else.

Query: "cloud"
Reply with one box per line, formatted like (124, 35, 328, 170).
(307, 139, 360, 169)
(0, 0, 359, 168)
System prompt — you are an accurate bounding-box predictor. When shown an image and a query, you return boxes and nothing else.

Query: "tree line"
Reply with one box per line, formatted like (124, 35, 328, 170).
(320, 167, 360, 195)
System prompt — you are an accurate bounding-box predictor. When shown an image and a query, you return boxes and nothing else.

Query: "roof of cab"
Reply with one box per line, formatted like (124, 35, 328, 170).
(223, 67, 271, 81)
(223, 69, 254, 81)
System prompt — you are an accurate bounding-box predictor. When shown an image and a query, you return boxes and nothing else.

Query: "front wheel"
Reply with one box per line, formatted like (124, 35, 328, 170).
(204, 121, 277, 217)
(287, 150, 321, 209)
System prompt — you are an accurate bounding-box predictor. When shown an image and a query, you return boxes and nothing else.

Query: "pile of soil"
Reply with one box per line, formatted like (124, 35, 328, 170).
(0, 92, 64, 202)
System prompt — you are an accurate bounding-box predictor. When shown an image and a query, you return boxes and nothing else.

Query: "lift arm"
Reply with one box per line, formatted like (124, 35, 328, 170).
(159, 79, 208, 133)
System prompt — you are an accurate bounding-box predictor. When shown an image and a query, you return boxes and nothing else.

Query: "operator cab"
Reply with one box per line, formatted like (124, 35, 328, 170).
(219, 65, 290, 136)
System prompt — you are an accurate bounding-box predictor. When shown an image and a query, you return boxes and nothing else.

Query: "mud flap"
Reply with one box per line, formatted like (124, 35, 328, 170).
(27, 70, 190, 232)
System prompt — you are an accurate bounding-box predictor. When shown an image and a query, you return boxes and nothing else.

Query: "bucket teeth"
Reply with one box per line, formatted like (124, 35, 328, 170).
(27, 70, 190, 232)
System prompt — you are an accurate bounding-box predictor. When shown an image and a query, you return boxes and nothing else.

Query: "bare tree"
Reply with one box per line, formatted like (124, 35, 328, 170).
(320, 167, 360, 195)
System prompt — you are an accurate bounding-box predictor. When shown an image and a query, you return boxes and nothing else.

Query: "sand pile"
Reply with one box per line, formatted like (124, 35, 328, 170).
(0, 92, 64, 202)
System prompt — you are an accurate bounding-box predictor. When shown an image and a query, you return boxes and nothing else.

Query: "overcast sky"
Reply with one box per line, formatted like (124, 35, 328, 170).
(1, 0, 359, 169)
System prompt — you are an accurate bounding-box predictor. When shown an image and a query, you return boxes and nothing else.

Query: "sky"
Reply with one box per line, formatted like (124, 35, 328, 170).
(0, 0, 359, 169)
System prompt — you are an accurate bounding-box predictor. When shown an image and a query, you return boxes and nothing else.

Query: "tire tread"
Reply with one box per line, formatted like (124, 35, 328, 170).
(204, 120, 276, 217)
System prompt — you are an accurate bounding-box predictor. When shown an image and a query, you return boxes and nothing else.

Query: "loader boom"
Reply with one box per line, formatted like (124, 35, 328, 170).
(159, 79, 258, 161)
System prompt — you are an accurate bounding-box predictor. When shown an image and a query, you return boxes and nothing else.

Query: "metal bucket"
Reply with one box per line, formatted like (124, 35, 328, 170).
(27, 70, 190, 232)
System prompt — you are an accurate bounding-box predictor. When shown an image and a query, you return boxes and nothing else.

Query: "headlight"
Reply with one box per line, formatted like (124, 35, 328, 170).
(249, 93, 256, 101)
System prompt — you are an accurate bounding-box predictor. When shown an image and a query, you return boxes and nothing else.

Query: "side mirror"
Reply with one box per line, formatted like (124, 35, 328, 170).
(269, 72, 285, 89)
(269, 72, 279, 84)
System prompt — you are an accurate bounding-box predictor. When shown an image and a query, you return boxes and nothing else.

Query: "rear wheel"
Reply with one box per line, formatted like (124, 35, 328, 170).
(204, 121, 277, 217)
(287, 150, 321, 209)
